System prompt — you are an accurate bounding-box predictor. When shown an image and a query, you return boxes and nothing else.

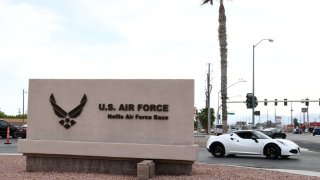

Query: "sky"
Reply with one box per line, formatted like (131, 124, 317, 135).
(1, 0, 320, 125)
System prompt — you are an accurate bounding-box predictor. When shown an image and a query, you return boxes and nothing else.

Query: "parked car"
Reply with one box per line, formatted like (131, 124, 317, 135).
(214, 124, 223, 135)
(261, 128, 286, 139)
(293, 128, 302, 134)
(206, 130, 300, 159)
(0, 119, 17, 138)
(16, 124, 27, 139)
(313, 128, 320, 136)
(228, 127, 238, 133)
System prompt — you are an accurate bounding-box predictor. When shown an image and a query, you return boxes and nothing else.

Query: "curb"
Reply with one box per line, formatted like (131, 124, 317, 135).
(197, 163, 320, 177)
(265, 168, 320, 177)
(0, 153, 23, 156)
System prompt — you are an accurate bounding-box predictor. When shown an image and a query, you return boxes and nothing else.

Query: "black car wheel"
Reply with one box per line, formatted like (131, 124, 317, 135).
(210, 143, 225, 158)
(11, 132, 17, 138)
(282, 134, 286, 139)
(265, 144, 280, 159)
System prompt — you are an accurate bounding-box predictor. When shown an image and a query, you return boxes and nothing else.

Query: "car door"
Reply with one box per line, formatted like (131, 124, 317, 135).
(0, 120, 8, 135)
(229, 132, 264, 155)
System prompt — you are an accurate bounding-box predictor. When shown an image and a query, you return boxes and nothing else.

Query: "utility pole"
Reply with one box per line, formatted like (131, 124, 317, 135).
(206, 64, 212, 134)
(23, 89, 28, 122)
(274, 108, 276, 127)
(290, 102, 293, 125)
(23, 89, 25, 120)
(307, 106, 309, 132)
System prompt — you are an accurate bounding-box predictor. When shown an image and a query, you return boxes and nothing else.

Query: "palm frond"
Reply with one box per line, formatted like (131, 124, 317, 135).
(202, 0, 213, 5)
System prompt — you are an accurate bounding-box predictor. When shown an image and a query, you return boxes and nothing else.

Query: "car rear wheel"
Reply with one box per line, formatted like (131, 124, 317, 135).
(210, 143, 225, 157)
(265, 144, 280, 159)
(282, 134, 286, 139)
(11, 132, 17, 139)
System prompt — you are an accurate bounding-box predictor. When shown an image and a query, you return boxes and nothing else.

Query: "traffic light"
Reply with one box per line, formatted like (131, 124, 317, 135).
(254, 96, 258, 107)
(275, 99, 277, 106)
(264, 99, 267, 106)
(284, 98, 287, 106)
(305, 98, 309, 106)
(246, 93, 253, 109)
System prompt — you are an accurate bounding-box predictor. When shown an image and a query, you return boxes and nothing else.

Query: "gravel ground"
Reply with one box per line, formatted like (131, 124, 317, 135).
(1, 155, 319, 180)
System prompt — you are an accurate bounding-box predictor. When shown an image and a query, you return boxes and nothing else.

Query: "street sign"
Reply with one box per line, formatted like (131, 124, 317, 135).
(227, 112, 235, 115)
(254, 111, 260, 115)
(301, 108, 308, 112)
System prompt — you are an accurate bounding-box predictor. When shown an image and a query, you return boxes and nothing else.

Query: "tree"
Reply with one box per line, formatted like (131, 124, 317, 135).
(202, 0, 228, 133)
(0, 110, 27, 119)
(195, 108, 215, 133)
(293, 118, 299, 127)
(0, 111, 6, 118)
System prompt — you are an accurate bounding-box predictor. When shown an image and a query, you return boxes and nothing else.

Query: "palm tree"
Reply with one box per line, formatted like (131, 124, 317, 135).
(202, 0, 228, 134)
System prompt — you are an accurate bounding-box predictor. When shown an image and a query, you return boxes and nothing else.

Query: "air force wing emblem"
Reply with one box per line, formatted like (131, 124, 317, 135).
(49, 94, 87, 129)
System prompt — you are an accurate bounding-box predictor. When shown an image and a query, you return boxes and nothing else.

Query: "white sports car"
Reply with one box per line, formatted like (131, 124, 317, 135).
(206, 130, 300, 159)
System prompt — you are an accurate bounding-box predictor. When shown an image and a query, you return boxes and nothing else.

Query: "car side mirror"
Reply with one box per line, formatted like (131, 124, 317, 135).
(252, 138, 258, 143)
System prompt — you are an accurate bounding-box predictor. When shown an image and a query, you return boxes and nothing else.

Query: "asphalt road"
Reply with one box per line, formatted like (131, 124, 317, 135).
(197, 148, 320, 172)
(0, 138, 19, 154)
(196, 133, 320, 173)
(1, 134, 320, 173)
(286, 134, 320, 152)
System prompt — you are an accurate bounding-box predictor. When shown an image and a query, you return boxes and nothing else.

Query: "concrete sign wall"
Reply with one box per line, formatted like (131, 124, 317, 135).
(18, 79, 198, 162)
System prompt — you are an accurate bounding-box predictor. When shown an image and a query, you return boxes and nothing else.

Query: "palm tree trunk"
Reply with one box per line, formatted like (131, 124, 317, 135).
(218, 0, 228, 134)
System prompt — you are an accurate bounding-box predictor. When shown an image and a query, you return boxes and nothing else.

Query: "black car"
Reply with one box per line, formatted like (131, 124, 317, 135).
(0, 119, 17, 138)
(313, 128, 320, 136)
(16, 124, 27, 139)
(261, 128, 286, 139)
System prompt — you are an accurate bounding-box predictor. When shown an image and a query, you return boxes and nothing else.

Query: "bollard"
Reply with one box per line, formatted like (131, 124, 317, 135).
(4, 126, 11, 144)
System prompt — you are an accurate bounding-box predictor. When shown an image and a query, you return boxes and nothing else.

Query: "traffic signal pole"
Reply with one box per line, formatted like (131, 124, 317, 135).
(252, 45, 255, 128)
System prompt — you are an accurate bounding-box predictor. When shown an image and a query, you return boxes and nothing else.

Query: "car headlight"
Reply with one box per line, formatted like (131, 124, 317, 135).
(277, 140, 287, 146)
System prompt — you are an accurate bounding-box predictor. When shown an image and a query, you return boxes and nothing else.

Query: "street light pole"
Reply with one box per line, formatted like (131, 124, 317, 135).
(216, 79, 246, 126)
(207, 64, 212, 134)
(252, 39, 273, 127)
(23, 89, 28, 122)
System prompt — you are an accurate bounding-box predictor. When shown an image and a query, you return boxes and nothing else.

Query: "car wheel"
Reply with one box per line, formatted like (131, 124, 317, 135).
(12, 132, 17, 139)
(265, 144, 280, 159)
(282, 134, 286, 139)
(210, 143, 225, 157)
(281, 155, 290, 159)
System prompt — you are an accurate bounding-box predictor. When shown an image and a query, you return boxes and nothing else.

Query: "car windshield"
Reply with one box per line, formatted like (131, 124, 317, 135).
(216, 125, 222, 129)
(252, 131, 271, 139)
(235, 131, 271, 139)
